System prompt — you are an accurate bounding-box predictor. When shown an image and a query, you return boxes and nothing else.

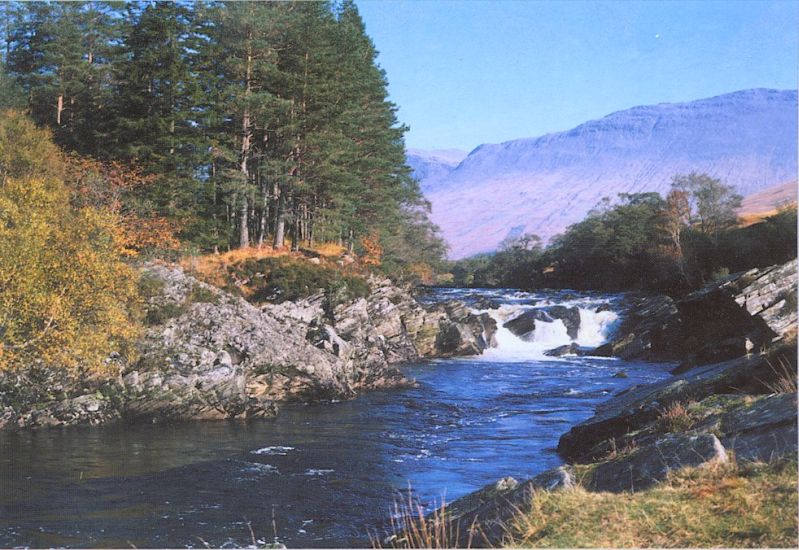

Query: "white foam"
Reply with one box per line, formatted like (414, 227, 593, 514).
(251, 446, 295, 456)
(304, 469, 334, 476)
(575, 309, 619, 347)
(473, 297, 621, 362)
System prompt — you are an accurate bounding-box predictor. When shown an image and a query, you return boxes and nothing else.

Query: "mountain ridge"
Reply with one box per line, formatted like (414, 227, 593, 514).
(412, 88, 798, 259)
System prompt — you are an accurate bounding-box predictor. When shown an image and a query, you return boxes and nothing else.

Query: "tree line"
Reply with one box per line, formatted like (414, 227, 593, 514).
(0, 1, 445, 276)
(448, 172, 797, 294)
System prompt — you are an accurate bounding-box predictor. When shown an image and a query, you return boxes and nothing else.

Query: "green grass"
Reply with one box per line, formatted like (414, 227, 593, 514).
(506, 457, 798, 548)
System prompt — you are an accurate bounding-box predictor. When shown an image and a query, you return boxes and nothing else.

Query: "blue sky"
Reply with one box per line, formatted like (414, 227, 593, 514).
(357, 0, 799, 152)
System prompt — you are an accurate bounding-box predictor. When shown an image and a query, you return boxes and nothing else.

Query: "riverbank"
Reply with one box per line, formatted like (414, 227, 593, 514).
(422, 260, 797, 548)
(0, 261, 497, 430)
(0, 288, 672, 548)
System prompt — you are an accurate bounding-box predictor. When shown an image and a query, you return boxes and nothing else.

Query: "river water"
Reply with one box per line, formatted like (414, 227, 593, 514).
(0, 288, 672, 548)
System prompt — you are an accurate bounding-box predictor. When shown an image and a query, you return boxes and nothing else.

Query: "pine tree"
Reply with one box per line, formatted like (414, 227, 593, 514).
(111, 1, 204, 226)
(5, 2, 123, 156)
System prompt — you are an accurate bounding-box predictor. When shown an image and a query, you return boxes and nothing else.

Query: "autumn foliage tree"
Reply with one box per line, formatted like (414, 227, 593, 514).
(0, 111, 140, 372)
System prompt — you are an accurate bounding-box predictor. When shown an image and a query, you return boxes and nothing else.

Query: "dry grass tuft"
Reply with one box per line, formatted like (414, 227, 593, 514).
(371, 489, 472, 549)
(764, 355, 798, 394)
(656, 401, 694, 433)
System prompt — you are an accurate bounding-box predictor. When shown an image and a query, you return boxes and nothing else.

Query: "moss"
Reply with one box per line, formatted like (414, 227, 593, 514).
(187, 283, 219, 304)
(144, 302, 188, 326)
(507, 457, 798, 548)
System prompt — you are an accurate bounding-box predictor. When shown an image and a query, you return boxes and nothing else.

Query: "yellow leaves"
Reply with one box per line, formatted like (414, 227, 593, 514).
(0, 113, 141, 373)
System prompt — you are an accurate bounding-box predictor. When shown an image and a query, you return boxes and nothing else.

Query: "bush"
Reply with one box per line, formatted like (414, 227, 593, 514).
(0, 111, 140, 372)
(217, 256, 370, 305)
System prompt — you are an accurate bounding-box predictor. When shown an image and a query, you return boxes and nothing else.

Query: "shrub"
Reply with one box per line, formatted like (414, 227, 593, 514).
(0, 111, 140, 372)
(219, 256, 370, 305)
(656, 401, 694, 433)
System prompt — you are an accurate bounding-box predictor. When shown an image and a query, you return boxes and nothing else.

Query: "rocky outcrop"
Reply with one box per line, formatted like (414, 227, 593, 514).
(1, 264, 496, 430)
(557, 339, 796, 463)
(587, 433, 727, 493)
(503, 305, 581, 340)
(593, 295, 679, 359)
(442, 468, 575, 547)
(597, 260, 797, 364)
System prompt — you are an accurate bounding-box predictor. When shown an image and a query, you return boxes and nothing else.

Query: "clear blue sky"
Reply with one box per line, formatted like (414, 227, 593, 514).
(356, 0, 799, 152)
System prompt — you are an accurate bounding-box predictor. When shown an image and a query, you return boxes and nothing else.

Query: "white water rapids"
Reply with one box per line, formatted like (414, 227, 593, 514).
(473, 299, 621, 362)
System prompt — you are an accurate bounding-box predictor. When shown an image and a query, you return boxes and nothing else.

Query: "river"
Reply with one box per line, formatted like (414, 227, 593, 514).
(0, 288, 673, 548)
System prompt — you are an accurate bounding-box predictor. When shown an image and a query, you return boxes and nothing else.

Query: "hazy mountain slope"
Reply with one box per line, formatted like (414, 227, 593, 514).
(406, 148, 468, 193)
(423, 89, 797, 259)
(738, 181, 797, 225)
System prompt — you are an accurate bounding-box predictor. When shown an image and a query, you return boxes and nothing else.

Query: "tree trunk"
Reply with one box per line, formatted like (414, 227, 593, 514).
(239, 201, 249, 249)
(274, 190, 286, 249)
(238, 33, 254, 249)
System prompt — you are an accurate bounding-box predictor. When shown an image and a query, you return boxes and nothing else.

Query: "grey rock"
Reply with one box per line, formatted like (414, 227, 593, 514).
(712, 393, 798, 463)
(588, 433, 727, 493)
(558, 340, 796, 463)
(503, 309, 552, 340)
(446, 467, 574, 548)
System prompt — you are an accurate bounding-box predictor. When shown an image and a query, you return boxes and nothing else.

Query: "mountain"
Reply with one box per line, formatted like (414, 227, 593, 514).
(406, 148, 468, 193)
(738, 181, 797, 226)
(420, 89, 798, 259)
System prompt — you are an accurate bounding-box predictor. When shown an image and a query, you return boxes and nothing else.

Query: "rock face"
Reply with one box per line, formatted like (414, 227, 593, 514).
(0, 264, 496, 430)
(598, 260, 797, 364)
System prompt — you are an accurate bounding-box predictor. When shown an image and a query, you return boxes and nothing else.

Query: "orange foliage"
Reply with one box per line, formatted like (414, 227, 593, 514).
(64, 154, 181, 255)
(360, 233, 383, 266)
(408, 262, 434, 284)
(117, 214, 182, 257)
(180, 246, 294, 288)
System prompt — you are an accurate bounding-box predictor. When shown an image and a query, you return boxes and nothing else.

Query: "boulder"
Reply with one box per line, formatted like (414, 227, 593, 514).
(547, 306, 581, 339)
(446, 467, 574, 548)
(558, 340, 796, 463)
(587, 433, 727, 493)
(503, 309, 551, 339)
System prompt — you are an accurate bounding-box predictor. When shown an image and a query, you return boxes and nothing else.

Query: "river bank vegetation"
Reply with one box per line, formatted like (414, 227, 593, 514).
(0, 0, 444, 373)
(446, 177, 797, 294)
(0, 0, 444, 275)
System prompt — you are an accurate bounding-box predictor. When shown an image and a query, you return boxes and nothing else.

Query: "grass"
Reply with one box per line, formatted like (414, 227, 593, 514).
(506, 457, 798, 548)
(656, 401, 695, 433)
(371, 490, 474, 549)
(763, 355, 798, 394)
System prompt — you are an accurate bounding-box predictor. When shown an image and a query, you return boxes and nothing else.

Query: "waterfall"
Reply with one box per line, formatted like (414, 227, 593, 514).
(576, 308, 620, 347)
(472, 294, 621, 362)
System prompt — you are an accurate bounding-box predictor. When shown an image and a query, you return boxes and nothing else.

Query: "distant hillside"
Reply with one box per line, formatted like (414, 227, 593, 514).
(738, 181, 797, 226)
(418, 89, 798, 259)
(406, 148, 467, 193)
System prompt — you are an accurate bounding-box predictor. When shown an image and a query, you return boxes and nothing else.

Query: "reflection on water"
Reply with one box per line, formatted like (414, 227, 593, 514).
(0, 289, 672, 548)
